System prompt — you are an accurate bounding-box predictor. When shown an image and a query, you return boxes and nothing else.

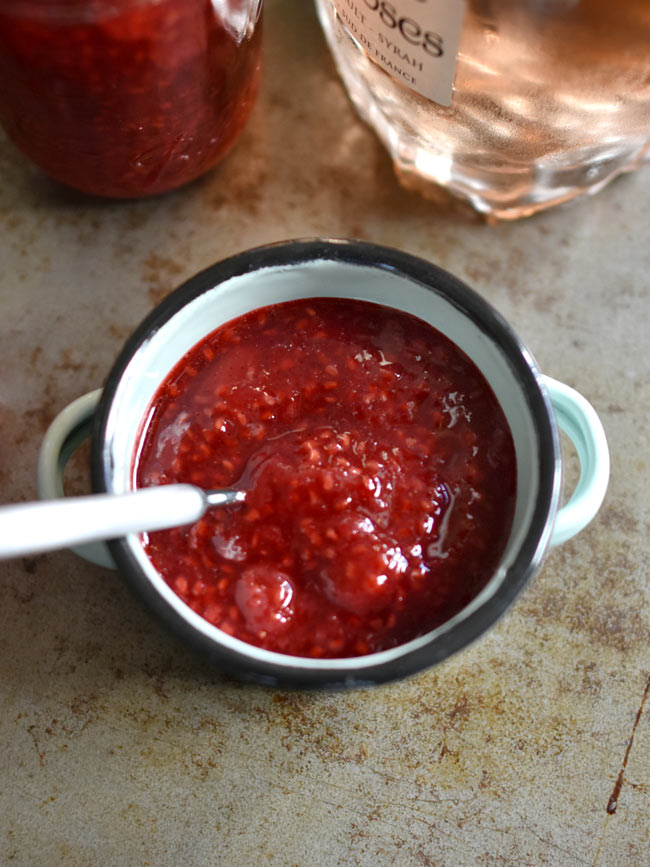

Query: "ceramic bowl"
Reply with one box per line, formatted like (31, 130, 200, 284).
(38, 239, 609, 687)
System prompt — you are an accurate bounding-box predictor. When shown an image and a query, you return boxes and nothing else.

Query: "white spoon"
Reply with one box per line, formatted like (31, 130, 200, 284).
(0, 485, 245, 560)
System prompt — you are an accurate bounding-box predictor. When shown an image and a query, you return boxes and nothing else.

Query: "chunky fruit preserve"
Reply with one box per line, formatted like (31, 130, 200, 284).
(134, 298, 517, 658)
(0, 0, 262, 197)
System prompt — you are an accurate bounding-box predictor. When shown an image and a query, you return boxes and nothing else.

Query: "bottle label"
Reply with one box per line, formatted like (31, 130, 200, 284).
(330, 0, 465, 107)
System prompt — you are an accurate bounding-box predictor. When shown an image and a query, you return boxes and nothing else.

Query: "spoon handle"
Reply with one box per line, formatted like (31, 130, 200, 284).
(0, 484, 209, 560)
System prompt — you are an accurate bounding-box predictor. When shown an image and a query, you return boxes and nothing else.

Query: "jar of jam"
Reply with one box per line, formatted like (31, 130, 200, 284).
(0, 0, 263, 197)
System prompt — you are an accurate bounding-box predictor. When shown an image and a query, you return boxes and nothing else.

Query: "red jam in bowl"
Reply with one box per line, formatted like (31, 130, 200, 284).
(133, 298, 517, 658)
(0, 0, 262, 197)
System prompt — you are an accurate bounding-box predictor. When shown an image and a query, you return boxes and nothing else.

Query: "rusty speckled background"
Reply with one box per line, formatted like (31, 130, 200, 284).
(1, 2, 649, 865)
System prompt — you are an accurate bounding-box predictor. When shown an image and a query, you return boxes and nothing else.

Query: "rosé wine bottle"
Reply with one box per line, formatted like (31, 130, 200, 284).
(315, 0, 650, 219)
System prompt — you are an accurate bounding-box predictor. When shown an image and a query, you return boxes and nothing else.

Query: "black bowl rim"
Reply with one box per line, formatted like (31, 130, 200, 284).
(91, 238, 560, 688)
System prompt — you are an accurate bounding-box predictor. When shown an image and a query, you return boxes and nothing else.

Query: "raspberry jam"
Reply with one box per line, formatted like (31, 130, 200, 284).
(0, 0, 262, 197)
(134, 298, 517, 658)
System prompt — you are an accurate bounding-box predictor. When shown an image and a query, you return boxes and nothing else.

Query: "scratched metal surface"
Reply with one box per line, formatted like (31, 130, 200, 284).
(1, 2, 649, 865)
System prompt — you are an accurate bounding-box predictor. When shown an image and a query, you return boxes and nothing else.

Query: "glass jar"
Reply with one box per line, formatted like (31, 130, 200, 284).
(0, 0, 263, 198)
(315, 0, 650, 219)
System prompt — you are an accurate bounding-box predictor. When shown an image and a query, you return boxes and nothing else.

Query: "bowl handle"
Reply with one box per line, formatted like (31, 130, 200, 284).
(37, 390, 117, 569)
(542, 375, 610, 548)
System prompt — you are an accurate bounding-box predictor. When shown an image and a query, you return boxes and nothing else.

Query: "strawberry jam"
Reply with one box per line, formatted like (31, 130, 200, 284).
(134, 298, 517, 658)
(0, 0, 262, 197)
